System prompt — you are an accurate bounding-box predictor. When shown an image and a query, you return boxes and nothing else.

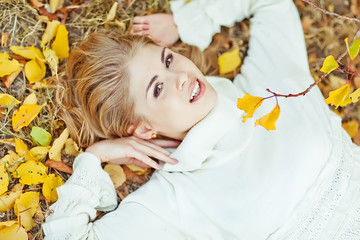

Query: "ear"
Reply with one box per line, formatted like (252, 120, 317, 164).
(127, 122, 154, 140)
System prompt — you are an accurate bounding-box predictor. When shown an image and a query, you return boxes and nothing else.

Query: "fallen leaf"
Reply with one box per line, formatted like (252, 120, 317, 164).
(0, 150, 21, 172)
(218, 48, 241, 75)
(104, 164, 126, 188)
(237, 93, 264, 122)
(24, 58, 46, 83)
(45, 159, 73, 174)
(43, 47, 58, 75)
(14, 137, 37, 162)
(0, 164, 9, 195)
(42, 173, 64, 203)
(325, 83, 352, 108)
(342, 120, 359, 138)
(29, 0, 44, 8)
(41, 20, 61, 47)
(14, 191, 39, 231)
(49, 128, 69, 161)
(255, 104, 281, 131)
(23, 93, 38, 105)
(29, 146, 49, 161)
(51, 24, 69, 61)
(49, 0, 64, 13)
(0, 183, 23, 212)
(125, 164, 151, 175)
(2, 64, 22, 89)
(0, 52, 20, 77)
(64, 138, 80, 156)
(0, 221, 27, 240)
(1, 32, 9, 48)
(106, 2, 118, 22)
(30, 126, 52, 146)
(16, 161, 48, 185)
(350, 88, 360, 103)
(12, 104, 45, 132)
(10, 45, 44, 60)
(320, 55, 339, 73)
(345, 38, 360, 60)
(0, 93, 20, 107)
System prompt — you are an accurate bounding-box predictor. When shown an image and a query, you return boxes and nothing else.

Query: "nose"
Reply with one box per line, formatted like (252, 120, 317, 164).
(174, 71, 188, 90)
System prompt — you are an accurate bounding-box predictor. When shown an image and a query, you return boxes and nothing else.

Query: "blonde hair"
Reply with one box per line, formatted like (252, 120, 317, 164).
(58, 32, 153, 148)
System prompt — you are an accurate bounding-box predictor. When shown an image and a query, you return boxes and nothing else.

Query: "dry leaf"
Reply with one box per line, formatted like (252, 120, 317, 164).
(43, 47, 58, 75)
(237, 93, 264, 122)
(342, 120, 359, 138)
(0, 150, 20, 172)
(325, 83, 352, 108)
(49, 0, 64, 13)
(12, 104, 45, 132)
(64, 138, 80, 156)
(104, 164, 126, 188)
(345, 38, 360, 60)
(16, 161, 48, 185)
(0, 164, 9, 195)
(0, 183, 23, 212)
(41, 20, 61, 47)
(24, 58, 46, 83)
(106, 2, 118, 22)
(0, 221, 27, 240)
(14, 137, 37, 162)
(0, 93, 20, 107)
(125, 164, 150, 175)
(1, 32, 9, 48)
(49, 128, 69, 161)
(51, 24, 69, 61)
(350, 88, 360, 103)
(2, 64, 22, 89)
(23, 93, 38, 105)
(255, 104, 281, 131)
(10, 45, 44, 60)
(42, 173, 64, 203)
(29, 146, 49, 161)
(14, 191, 39, 231)
(0, 52, 20, 77)
(320, 55, 339, 73)
(45, 159, 73, 174)
(218, 48, 241, 75)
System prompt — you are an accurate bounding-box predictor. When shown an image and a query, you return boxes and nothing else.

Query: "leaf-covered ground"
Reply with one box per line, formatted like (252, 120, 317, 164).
(0, 0, 359, 239)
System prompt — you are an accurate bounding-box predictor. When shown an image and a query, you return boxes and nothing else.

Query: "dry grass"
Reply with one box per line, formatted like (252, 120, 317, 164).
(0, 0, 359, 239)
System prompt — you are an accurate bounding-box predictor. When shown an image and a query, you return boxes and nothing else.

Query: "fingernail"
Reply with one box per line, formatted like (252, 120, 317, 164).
(171, 158, 178, 163)
(155, 163, 162, 169)
(142, 26, 149, 30)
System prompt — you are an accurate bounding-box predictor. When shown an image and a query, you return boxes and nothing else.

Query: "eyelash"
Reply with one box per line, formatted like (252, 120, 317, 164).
(153, 53, 173, 98)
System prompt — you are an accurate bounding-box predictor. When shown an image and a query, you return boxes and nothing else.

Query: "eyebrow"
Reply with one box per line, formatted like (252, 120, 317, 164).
(146, 47, 166, 97)
(161, 47, 166, 64)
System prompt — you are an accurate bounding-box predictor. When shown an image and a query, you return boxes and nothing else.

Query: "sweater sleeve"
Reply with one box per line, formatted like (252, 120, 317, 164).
(42, 152, 118, 240)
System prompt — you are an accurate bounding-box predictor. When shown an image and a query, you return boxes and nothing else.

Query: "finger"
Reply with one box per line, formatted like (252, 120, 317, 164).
(131, 151, 162, 169)
(128, 158, 152, 168)
(133, 16, 149, 24)
(133, 137, 173, 156)
(134, 143, 178, 165)
(148, 139, 181, 148)
(132, 25, 150, 32)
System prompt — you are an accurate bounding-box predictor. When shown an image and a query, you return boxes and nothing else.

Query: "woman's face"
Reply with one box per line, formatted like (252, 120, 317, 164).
(128, 44, 217, 140)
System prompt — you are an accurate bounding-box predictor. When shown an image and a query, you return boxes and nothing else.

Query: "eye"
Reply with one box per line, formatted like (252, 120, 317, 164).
(153, 82, 163, 98)
(165, 53, 173, 68)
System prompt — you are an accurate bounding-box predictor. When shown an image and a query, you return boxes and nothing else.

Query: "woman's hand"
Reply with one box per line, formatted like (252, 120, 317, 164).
(85, 136, 180, 169)
(132, 14, 180, 47)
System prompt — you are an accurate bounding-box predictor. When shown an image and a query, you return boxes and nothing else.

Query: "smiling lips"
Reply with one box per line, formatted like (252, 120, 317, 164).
(189, 78, 205, 103)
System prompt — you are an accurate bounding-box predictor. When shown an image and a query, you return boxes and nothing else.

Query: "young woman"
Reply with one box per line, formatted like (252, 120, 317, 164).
(43, 0, 360, 239)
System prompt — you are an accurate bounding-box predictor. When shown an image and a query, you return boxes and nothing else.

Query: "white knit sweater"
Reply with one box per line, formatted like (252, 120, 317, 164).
(42, 0, 360, 239)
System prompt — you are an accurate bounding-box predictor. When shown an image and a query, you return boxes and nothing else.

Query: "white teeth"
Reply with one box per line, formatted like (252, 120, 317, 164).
(190, 81, 200, 101)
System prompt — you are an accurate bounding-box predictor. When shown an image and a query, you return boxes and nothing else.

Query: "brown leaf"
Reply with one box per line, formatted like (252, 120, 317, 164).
(28, 0, 44, 8)
(45, 159, 73, 174)
(122, 165, 148, 184)
(1, 32, 9, 48)
(2, 64, 23, 89)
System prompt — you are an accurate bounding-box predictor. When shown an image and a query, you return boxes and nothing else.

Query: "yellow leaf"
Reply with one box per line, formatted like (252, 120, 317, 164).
(41, 20, 61, 47)
(104, 164, 126, 188)
(51, 24, 69, 61)
(14, 137, 37, 162)
(237, 93, 264, 122)
(49, 0, 64, 13)
(350, 88, 360, 103)
(42, 173, 64, 203)
(0, 164, 9, 195)
(218, 48, 241, 75)
(23, 93, 37, 105)
(255, 104, 281, 131)
(14, 191, 39, 231)
(0, 183, 24, 212)
(320, 55, 339, 73)
(0, 93, 20, 107)
(345, 38, 360, 60)
(125, 164, 150, 175)
(0, 221, 27, 240)
(10, 45, 44, 60)
(43, 48, 58, 76)
(0, 52, 20, 77)
(325, 83, 352, 108)
(29, 146, 49, 161)
(64, 138, 80, 156)
(342, 120, 359, 138)
(49, 128, 69, 161)
(0, 150, 21, 172)
(16, 161, 48, 185)
(24, 58, 46, 83)
(12, 104, 44, 132)
(106, 2, 118, 22)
